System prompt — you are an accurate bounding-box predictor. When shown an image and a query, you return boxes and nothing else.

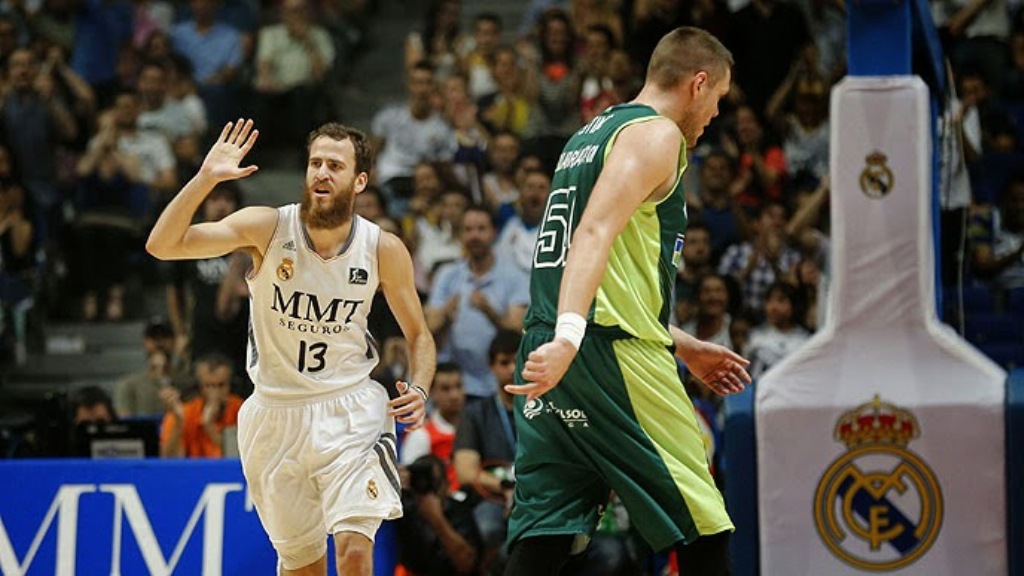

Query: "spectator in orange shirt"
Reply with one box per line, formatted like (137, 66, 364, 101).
(159, 352, 243, 457)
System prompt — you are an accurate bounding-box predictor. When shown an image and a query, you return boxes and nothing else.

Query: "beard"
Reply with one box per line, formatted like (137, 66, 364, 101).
(301, 184, 355, 229)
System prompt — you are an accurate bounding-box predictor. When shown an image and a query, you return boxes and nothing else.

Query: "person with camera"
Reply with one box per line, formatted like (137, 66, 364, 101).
(396, 454, 481, 576)
(452, 329, 520, 573)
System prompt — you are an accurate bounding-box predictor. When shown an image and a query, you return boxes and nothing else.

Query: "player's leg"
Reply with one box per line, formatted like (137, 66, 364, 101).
(504, 534, 576, 575)
(333, 529, 375, 576)
(674, 531, 731, 576)
(568, 336, 733, 552)
(237, 394, 330, 575)
(316, 385, 402, 576)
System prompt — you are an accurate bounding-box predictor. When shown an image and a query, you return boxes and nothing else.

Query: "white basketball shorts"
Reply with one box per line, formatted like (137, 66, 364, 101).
(237, 382, 402, 557)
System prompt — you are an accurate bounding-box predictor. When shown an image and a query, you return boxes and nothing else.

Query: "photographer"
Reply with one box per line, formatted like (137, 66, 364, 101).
(396, 455, 481, 576)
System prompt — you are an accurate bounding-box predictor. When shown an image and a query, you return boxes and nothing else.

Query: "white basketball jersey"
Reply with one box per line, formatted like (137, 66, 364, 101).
(246, 205, 381, 399)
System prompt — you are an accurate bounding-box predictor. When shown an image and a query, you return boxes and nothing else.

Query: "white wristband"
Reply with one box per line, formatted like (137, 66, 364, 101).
(554, 312, 587, 350)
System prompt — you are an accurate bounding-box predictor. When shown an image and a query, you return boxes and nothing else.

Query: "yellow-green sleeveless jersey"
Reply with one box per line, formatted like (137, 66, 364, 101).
(526, 103, 688, 346)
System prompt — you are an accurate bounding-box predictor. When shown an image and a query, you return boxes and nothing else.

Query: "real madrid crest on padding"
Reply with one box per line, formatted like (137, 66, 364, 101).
(859, 151, 894, 199)
(813, 395, 943, 571)
(277, 258, 294, 281)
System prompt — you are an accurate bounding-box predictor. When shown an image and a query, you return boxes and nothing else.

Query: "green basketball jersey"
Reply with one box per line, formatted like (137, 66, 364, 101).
(526, 103, 689, 346)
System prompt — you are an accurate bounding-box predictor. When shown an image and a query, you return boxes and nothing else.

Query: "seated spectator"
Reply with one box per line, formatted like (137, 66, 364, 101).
(413, 187, 469, 292)
(477, 46, 536, 138)
(452, 330, 521, 572)
(404, 0, 467, 81)
(136, 60, 197, 143)
(114, 318, 191, 417)
(481, 131, 522, 214)
(494, 168, 550, 283)
(463, 13, 503, 101)
(159, 352, 242, 458)
(969, 175, 1024, 290)
(170, 0, 243, 127)
(746, 281, 810, 379)
(401, 361, 466, 492)
(718, 201, 801, 316)
(72, 385, 117, 425)
(165, 183, 250, 392)
(396, 455, 481, 576)
(765, 66, 830, 188)
(371, 61, 456, 217)
(673, 221, 714, 327)
(680, 273, 734, 349)
(426, 208, 529, 400)
(691, 149, 745, 262)
(724, 104, 788, 210)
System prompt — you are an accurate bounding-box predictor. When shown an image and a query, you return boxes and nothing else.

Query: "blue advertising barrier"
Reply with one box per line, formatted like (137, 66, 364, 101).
(0, 459, 397, 575)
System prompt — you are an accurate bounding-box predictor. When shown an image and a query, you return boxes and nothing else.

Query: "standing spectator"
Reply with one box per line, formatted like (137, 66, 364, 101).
(371, 61, 456, 217)
(165, 183, 250, 393)
(159, 352, 243, 458)
(745, 281, 809, 379)
(765, 66, 830, 188)
(426, 206, 529, 400)
(626, 0, 686, 71)
(933, 0, 1011, 94)
(1, 48, 76, 245)
(0, 170, 35, 364)
(170, 0, 243, 128)
(718, 201, 801, 316)
(73, 106, 151, 322)
(113, 318, 191, 417)
(69, 0, 133, 104)
(253, 0, 335, 152)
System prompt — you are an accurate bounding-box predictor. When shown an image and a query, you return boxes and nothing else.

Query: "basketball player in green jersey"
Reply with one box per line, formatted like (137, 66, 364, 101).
(503, 28, 751, 576)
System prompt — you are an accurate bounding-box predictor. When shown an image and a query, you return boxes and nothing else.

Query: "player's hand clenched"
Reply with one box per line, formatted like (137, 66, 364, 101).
(506, 338, 577, 402)
(389, 381, 428, 431)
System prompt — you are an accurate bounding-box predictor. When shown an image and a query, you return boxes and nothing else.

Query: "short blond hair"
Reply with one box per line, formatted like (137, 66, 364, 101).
(646, 27, 733, 89)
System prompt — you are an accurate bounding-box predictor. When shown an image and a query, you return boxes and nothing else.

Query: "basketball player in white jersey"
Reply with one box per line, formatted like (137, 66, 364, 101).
(147, 119, 436, 576)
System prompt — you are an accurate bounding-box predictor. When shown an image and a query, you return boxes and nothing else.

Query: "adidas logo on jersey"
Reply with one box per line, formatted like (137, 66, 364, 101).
(282, 240, 296, 251)
(349, 267, 368, 285)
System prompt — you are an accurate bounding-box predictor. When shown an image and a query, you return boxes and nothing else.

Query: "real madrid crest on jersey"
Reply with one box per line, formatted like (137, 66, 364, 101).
(277, 258, 294, 281)
(814, 395, 943, 571)
(859, 151, 894, 199)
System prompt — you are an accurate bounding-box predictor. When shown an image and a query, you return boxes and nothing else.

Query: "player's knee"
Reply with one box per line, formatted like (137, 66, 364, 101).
(277, 539, 327, 572)
(334, 533, 373, 571)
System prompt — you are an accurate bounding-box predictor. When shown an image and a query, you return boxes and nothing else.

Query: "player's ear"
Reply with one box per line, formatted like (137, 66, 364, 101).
(694, 71, 709, 95)
(354, 172, 369, 194)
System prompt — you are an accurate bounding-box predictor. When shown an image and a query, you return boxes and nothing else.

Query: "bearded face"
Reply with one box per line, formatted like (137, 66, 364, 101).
(300, 178, 355, 229)
(301, 136, 364, 229)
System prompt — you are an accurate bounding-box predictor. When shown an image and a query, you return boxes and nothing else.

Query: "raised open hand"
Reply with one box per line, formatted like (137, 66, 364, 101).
(201, 118, 260, 182)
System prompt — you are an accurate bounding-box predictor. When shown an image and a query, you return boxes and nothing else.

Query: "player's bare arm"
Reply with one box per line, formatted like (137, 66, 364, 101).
(509, 118, 683, 401)
(379, 230, 437, 430)
(669, 324, 750, 395)
(147, 119, 276, 264)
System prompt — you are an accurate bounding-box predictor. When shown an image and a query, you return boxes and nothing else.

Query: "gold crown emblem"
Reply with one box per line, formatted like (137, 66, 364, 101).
(865, 151, 888, 166)
(834, 395, 918, 448)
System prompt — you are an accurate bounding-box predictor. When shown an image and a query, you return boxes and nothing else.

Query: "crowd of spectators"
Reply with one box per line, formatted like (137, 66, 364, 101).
(1, 0, 1024, 573)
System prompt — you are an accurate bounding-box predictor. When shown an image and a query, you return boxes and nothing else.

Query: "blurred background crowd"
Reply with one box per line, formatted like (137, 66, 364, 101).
(0, 0, 1023, 573)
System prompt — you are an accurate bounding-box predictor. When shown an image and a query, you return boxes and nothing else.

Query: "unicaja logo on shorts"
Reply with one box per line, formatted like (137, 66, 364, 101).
(814, 395, 942, 571)
(522, 398, 545, 420)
